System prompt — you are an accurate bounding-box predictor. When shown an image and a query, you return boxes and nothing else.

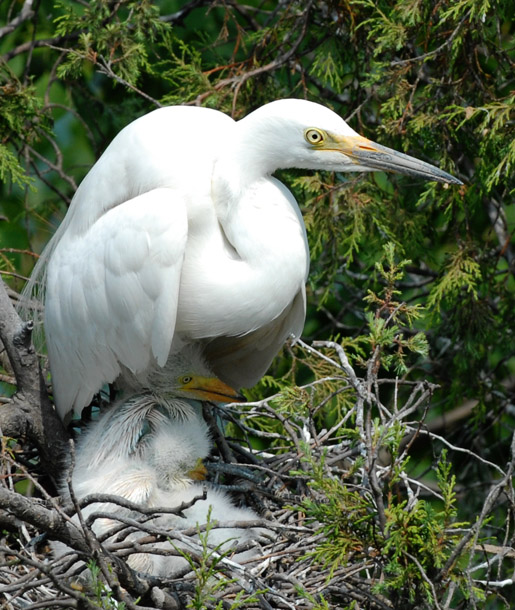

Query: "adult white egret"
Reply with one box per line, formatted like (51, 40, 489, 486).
(55, 348, 265, 575)
(24, 99, 462, 420)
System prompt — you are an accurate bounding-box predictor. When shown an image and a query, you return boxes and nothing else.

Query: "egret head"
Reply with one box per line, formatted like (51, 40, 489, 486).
(173, 371, 243, 403)
(238, 99, 462, 184)
(150, 345, 244, 404)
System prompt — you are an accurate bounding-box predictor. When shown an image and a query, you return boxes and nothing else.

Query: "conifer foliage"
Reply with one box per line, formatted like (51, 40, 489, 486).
(0, 1, 513, 608)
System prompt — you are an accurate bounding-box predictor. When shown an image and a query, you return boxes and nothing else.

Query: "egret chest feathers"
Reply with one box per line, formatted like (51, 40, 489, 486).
(178, 175, 308, 337)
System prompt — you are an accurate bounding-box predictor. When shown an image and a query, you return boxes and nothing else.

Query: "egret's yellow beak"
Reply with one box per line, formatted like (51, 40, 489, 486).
(181, 374, 244, 403)
(188, 458, 208, 481)
(325, 134, 463, 185)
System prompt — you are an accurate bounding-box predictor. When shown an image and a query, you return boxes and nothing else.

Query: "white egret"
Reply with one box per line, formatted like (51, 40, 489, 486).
(24, 99, 462, 419)
(55, 348, 265, 575)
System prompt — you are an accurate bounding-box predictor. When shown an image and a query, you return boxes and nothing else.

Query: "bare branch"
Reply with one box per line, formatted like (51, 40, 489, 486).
(0, 0, 35, 40)
(0, 277, 68, 479)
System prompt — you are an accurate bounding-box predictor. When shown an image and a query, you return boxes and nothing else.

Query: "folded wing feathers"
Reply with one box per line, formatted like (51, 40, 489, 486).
(46, 188, 188, 418)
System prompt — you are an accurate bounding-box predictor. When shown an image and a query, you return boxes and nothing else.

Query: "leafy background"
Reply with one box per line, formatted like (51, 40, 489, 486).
(0, 0, 514, 608)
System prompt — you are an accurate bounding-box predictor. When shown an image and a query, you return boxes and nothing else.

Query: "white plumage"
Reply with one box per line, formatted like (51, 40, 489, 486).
(54, 348, 265, 575)
(24, 99, 462, 420)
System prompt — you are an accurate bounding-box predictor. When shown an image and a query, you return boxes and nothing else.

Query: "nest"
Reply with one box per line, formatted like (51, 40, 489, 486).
(1, 340, 514, 610)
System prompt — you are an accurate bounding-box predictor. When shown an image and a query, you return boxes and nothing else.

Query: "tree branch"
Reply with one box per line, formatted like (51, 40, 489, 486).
(0, 277, 68, 479)
(0, 0, 35, 40)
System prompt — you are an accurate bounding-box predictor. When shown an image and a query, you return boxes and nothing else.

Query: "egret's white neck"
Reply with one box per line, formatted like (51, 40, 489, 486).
(212, 150, 264, 209)
(212, 116, 291, 220)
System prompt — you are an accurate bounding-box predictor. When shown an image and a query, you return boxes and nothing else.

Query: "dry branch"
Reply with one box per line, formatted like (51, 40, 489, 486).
(0, 278, 68, 479)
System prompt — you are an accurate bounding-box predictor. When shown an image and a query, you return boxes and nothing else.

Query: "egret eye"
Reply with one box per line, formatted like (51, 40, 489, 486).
(305, 128, 325, 145)
(180, 375, 193, 384)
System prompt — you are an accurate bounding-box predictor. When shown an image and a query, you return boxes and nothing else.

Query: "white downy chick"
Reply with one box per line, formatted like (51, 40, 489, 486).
(54, 347, 266, 575)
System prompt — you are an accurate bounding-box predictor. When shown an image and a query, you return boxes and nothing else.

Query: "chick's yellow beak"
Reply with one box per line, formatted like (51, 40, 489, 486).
(188, 458, 208, 481)
(181, 375, 244, 403)
(327, 133, 463, 185)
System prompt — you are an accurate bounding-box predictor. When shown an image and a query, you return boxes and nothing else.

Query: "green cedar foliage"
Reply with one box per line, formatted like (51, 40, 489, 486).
(0, 0, 513, 607)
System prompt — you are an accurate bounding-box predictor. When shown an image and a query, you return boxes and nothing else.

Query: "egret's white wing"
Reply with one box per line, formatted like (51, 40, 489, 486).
(46, 187, 188, 419)
(18, 105, 234, 359)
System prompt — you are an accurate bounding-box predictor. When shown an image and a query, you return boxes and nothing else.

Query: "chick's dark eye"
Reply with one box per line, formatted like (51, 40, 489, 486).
(181, 376, 192, 384)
